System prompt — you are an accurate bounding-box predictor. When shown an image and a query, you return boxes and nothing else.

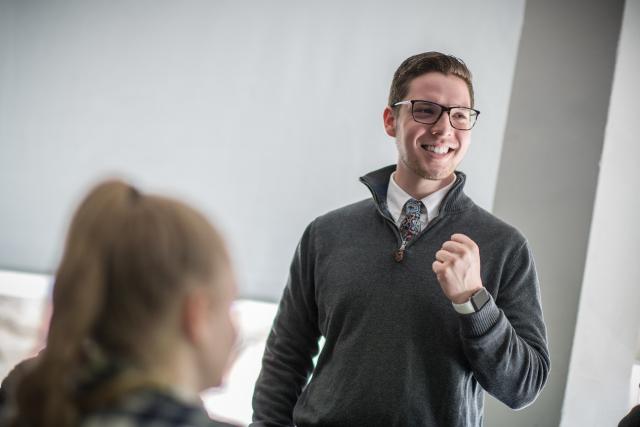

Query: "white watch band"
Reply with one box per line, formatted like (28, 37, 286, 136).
(452, 299, 476, 314)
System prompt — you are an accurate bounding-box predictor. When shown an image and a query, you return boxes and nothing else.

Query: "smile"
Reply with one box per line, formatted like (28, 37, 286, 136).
(421, 144, 454, 155)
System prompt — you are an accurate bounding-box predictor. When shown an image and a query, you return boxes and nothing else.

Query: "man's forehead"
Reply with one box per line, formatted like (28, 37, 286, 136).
(406, 72, 471, 106)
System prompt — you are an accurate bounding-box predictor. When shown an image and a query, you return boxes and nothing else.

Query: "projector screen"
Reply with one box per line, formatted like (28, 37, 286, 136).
(0, 0, 525, 300)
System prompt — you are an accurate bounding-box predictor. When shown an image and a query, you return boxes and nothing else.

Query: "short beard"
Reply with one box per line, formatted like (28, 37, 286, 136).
(401, 157, 450, 181)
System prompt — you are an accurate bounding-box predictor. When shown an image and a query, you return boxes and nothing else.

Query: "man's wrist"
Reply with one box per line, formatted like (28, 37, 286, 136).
(451, 287, 489, 314)
(450, 287, 483, 304)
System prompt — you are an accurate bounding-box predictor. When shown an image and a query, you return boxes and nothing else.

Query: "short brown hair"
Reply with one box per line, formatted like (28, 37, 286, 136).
(388, 51, 475, 108)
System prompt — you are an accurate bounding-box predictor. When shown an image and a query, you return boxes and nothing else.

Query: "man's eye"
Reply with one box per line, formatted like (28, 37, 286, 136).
(452, 110, 471, 120)
(415, 107, 437, 115)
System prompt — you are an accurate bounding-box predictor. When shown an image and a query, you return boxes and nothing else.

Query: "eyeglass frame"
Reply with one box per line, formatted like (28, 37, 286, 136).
(393, 99, 481, 130)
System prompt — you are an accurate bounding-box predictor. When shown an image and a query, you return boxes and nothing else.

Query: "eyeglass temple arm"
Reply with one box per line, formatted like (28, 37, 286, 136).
(392, 101, 413, 107)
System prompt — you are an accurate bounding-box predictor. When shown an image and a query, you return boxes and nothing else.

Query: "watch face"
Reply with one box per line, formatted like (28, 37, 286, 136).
(471, 288, 490, 311)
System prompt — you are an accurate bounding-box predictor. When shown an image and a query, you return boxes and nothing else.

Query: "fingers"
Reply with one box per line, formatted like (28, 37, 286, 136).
(435, 249, 456, 263)
(451, 233, 472, 244)
(451, 234, 479, 252)
(432, 260, 448, 279)
(432, 259, 456, 285)
(435, 234, 480, 273)
(434, 234, 483, 300)
(441, 241, 467, 256)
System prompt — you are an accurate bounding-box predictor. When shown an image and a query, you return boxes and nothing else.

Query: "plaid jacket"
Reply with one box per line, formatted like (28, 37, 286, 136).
(80, 388, 238, 427)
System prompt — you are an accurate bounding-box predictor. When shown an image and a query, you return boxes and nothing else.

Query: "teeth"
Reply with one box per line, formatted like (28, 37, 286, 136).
(424, 145, 450, 154)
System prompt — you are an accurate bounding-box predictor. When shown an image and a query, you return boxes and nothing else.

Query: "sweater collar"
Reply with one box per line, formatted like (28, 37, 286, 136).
(387, 171, 456, 224)
(358, 164, 473, 217)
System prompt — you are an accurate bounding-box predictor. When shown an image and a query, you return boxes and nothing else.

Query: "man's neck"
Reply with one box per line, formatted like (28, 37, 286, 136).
(393, 169, 456, 200)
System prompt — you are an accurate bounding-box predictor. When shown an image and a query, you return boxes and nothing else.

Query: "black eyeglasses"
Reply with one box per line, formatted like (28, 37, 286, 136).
(393, 100, 480, 130)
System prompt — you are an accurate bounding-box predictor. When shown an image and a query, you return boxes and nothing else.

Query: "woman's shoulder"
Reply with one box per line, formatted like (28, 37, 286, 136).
(80, 388, 239, 427)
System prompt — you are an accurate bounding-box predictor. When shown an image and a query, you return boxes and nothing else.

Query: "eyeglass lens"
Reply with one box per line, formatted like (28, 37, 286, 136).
(412, 101, 477, 130)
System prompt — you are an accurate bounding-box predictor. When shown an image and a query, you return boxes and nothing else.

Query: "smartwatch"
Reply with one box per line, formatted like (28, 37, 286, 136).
(452, 288, 490, 314)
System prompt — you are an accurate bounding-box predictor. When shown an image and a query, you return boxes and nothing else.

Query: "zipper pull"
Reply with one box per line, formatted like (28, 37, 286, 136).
(394, 241, 406, 262)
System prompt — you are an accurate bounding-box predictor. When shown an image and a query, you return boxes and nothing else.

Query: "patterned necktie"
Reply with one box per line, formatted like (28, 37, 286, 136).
(399, 198, 424, 243)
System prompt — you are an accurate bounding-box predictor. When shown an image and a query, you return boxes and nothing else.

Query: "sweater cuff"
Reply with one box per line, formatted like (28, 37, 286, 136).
(457, 295, 501, 338)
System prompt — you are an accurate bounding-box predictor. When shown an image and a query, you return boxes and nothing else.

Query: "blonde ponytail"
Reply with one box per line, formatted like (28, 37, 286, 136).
(11, 181, 138, 427)
(10, 179, 229, 427)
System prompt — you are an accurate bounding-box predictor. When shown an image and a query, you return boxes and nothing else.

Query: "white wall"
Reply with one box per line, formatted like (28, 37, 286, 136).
(561, 0, 640, 425)
(490, 0, 625, 426)
(0, 0, 525, 301)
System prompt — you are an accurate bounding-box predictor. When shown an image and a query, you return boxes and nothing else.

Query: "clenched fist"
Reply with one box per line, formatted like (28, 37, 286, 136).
(432, 233, 483, 304)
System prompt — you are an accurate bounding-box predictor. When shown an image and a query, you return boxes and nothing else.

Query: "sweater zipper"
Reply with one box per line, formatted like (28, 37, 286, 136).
(394, 215, 443, 262)
(394, 240, 407, 262)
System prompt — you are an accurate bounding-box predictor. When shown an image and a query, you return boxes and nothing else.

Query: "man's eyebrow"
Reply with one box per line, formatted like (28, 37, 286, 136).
(413, 99, 473, 108)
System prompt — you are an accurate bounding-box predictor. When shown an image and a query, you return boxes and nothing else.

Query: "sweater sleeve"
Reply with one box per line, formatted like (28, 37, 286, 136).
(458, 240, 550, 410)
(251, 222, 321, 427)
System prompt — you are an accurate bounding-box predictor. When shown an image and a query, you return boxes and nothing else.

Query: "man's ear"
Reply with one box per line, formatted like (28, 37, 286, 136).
(383, 106, 397, 138)
(181, 288, 208, 346)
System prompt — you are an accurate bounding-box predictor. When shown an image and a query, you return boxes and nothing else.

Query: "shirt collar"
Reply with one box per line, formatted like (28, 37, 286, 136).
(386, 172, 457, 223)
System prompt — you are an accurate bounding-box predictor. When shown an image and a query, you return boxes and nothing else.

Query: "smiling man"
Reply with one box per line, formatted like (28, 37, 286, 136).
(252, 52, 550, 427)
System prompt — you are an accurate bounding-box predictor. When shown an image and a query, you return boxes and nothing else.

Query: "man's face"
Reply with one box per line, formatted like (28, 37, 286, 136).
(384, 72, 473, 182)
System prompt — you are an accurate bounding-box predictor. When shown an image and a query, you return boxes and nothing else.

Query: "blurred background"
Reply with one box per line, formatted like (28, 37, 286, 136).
(0, 0, 638, 426)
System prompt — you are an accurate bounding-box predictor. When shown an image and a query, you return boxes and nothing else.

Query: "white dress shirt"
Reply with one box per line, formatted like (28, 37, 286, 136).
(386, 172, 457, 228)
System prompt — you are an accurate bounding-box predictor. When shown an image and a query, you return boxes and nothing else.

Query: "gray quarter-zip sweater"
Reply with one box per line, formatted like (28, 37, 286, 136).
(252, 165, 550, 427)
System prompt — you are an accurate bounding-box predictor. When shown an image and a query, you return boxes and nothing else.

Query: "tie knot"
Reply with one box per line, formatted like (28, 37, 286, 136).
(403, 199, 422, 216)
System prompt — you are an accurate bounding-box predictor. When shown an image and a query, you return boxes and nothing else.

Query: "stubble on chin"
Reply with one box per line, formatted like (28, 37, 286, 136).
(401, 156, 450, 182)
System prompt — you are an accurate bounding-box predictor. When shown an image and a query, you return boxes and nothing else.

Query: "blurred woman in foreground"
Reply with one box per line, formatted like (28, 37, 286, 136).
(4, 180, 238, 427)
